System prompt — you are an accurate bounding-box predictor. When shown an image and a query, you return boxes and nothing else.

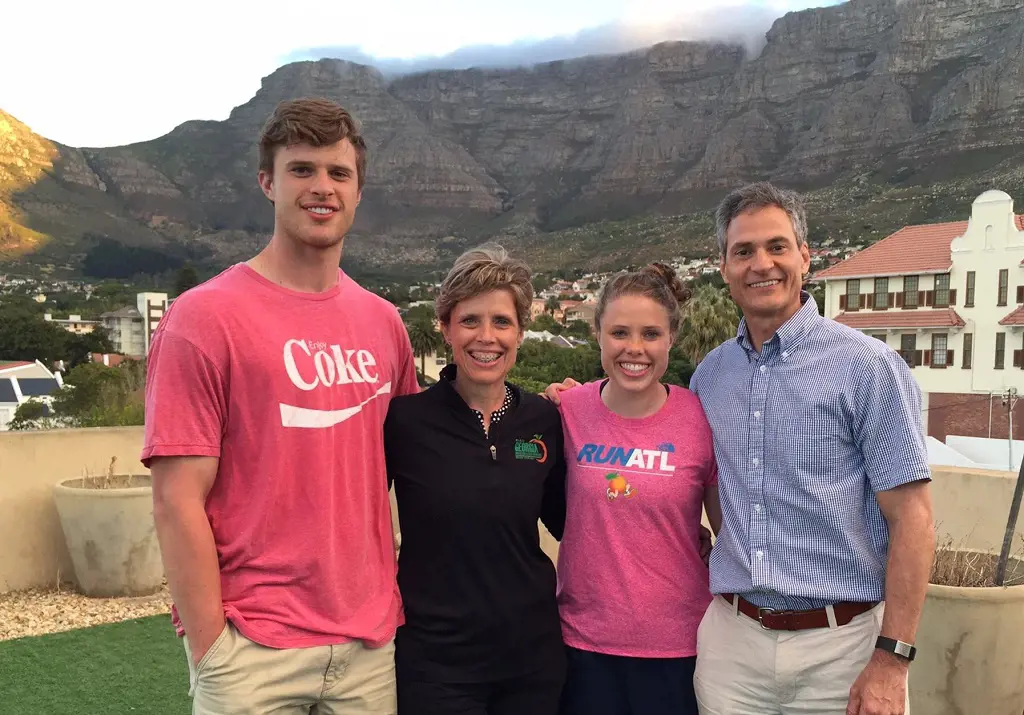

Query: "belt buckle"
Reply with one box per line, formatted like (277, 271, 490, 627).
(756, 607, 775, 630)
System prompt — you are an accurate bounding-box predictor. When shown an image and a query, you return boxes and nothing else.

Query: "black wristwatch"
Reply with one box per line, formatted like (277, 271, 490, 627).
(875, 636, 916, 662)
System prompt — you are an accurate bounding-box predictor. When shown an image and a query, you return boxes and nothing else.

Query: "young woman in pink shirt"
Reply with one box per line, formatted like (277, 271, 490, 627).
(552, 264, 722, 715)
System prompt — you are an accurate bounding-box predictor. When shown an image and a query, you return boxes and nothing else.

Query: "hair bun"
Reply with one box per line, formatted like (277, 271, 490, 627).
(644, 262, 691, 304)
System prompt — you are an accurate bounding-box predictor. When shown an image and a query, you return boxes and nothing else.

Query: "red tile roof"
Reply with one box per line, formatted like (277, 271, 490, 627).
(834, 309, 966, 330)
(999, 306, 1024, 326)
(0, 361, 33, 372)
(818, 215, 1024, 278)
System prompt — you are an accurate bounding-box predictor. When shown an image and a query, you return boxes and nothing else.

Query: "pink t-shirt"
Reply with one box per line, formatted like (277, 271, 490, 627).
(141, 263, 419, 650)
(556, 380, 717, 658)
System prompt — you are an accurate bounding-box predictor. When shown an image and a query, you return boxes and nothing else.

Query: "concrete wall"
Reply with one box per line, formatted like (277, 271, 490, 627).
(0, 427, 148, 593)
(930, 464, 1024, 554)
(2, 430, 1021, 594)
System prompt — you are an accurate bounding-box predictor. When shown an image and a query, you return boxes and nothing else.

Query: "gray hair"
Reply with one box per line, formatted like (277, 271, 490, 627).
(435, 243, 533, 329)
(715, 182, 808, 256)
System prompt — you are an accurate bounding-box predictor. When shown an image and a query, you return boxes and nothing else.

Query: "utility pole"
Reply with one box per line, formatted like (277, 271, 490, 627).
(1003, 388, 1018, 471)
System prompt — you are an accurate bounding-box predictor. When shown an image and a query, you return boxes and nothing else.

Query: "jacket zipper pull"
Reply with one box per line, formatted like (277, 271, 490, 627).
(489, 445, 497, 461)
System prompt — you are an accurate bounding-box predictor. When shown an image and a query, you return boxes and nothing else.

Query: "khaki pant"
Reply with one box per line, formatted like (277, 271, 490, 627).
(182, 621, 396, 715)
(694, 596, 909, 715)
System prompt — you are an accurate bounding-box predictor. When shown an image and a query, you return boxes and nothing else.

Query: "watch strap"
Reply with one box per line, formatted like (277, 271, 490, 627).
(875, 636, 916, 662)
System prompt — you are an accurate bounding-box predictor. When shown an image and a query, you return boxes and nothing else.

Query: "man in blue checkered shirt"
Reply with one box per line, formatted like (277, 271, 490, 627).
(689, 182, 935, 715)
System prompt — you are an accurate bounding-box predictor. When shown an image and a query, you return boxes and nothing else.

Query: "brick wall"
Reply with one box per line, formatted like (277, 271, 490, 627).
(927, 391, 1024, 442)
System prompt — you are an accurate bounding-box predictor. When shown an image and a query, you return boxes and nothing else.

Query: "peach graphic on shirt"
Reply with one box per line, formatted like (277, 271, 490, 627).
(605, 472, 636, 500)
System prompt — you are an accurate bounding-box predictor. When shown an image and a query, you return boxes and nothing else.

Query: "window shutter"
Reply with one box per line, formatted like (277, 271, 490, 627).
(914, 350, 923, 367)
(1014, 350, 1023, 368)
(918, 291, 925, 305)
(949, 289, 957, 306)
(1017, 286, 1023, 304)
(925, 291, 934, 307)
(923, 350, 932, 366)
(866, 294, 874, 309)
(888, 292, 895, 307)
(859, 294, 867, 309)
(896, 293, 904, 308)
(947, 350, 954, 366)
(840, 294, 847, 310)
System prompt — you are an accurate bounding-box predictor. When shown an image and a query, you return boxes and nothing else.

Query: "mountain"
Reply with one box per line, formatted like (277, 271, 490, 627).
(2, 0, 1024, 281)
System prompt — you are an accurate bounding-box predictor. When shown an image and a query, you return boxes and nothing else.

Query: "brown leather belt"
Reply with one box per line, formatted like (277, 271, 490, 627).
(721, 593, 878, 631)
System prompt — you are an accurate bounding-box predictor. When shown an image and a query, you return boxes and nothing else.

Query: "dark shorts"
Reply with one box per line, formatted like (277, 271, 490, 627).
(559, 646, 698, 715)
(397, 671, 564, 715)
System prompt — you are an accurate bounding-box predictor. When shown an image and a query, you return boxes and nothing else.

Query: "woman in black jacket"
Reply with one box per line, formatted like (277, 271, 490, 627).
(384, 243, 568, 715)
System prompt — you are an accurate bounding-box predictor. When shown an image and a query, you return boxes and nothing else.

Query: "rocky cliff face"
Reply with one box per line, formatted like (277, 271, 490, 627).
(3, 0, 1024, 277)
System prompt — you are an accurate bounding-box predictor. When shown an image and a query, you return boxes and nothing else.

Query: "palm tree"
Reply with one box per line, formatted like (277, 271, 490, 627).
(544, 296, 561, 315)
(405, 318, 444, 378)
(678, 284, 740, 366)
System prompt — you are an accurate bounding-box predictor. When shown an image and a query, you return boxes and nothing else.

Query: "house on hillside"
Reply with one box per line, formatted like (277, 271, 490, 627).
(43, 313, 101, 335)
(0, 360, 63, 430)
(812, 189, 1024, 441)
(100, 291, 168, 358)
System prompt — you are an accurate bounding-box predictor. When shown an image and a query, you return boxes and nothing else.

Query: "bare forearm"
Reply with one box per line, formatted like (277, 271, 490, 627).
(154, 499, 224, 646)
(880, 500, 935, 643)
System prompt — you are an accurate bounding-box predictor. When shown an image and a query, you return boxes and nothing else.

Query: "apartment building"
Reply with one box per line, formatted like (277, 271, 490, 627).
(813, 190, 1024, 441)
(100, 292, 168, 358)
(42, 313, 101, 335)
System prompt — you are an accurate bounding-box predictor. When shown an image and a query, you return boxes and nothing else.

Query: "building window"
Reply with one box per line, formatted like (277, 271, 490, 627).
(963, 333, 972, 369)
(996, 332, 1006, 369)
(933, 273, 950, 308)
(965, 271, 975, 307)
(846, 279, 860, 311)
(903, 275, 919, 308)
(900, 334, 917, 367)
(874, 277, 889, 309)
(999, 269, 1009, 306)
(931, 334, 948, 367)
(871, 334, 887, 342)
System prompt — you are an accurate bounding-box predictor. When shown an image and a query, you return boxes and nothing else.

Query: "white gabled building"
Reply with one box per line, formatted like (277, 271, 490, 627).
(812, 190, 1024, 441)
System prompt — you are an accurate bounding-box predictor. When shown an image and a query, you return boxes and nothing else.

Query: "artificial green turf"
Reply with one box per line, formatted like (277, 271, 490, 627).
(0, 615, 190, 714)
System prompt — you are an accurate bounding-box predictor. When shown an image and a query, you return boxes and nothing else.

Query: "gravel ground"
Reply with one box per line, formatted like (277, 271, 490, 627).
(0, 583, 173, 641)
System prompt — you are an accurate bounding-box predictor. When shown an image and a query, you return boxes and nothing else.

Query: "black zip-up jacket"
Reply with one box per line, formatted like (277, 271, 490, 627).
(384, 365, 567, 683)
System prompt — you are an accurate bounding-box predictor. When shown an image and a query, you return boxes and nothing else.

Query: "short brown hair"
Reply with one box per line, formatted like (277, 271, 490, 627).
(435, 244, 533, 329)
(258, 98, 368, 190)
(594, 262, 692, 336)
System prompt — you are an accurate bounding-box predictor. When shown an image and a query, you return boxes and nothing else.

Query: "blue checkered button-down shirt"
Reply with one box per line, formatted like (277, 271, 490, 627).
(690, 293, 930, 610)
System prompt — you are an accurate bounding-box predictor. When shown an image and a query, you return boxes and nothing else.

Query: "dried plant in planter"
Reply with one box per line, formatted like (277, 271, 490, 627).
(930, 535, 1024, 588)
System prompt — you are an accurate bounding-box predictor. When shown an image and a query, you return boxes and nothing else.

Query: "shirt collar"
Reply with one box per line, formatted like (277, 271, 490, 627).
(736, 291, 821, 357)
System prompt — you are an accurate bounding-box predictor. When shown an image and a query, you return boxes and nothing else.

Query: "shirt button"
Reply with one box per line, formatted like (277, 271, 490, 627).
(782, 351, 789, 358)
(754, 504, 762, 512)
(754, 411, 761, 418)
(752, 458, 759, 466)
(756, 551, 764, 559)
(760, 365, 767, 373)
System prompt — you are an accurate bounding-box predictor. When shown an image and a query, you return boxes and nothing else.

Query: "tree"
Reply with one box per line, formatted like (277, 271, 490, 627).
(528, 313, 563, 335)
(405, 318, 444, 378)
(0, 303, 70, 366)
(678, 284, 741, 366)
(544, 296, 560, 314)
(174, 263, 200, 297)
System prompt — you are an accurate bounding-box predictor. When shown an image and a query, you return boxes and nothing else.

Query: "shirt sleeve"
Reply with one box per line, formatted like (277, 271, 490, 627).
(141, 329, 228, 467)
(540, 412, 567, 541)
(853, 350, 931, 493)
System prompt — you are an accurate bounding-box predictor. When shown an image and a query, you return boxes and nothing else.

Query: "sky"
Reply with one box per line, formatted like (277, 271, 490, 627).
(1, 0, 842, 149)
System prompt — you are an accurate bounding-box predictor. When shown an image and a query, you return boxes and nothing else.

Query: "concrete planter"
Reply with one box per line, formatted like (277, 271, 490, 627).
(53, 474, 163, 598)
(909, 559, 1024, 715)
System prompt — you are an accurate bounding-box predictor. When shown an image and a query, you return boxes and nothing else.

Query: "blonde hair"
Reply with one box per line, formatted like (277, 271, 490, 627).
(435, 244, 533, 328)
(594, 262, 691, 336)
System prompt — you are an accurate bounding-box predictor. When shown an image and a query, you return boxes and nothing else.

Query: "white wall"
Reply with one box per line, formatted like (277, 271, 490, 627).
(945, 435, 1024, 473)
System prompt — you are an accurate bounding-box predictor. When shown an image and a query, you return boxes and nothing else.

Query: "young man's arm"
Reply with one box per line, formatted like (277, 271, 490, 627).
(151, 456, 224, 665)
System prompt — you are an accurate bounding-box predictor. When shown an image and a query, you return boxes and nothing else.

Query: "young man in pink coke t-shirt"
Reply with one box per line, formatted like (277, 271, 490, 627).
(143, 98, 418, 715)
